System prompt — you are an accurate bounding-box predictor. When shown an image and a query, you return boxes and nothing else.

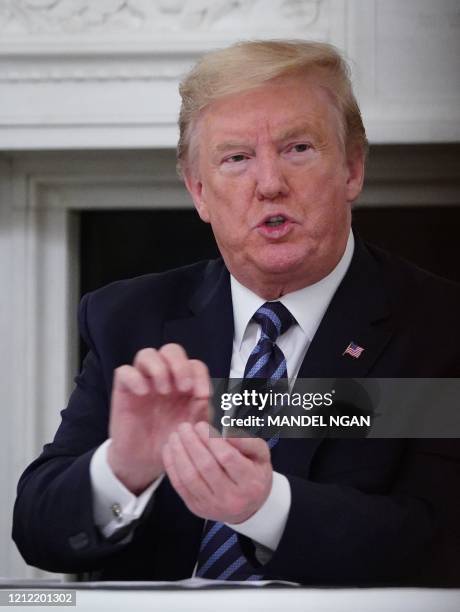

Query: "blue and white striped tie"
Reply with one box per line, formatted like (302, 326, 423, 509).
(195, 301, 293, 581)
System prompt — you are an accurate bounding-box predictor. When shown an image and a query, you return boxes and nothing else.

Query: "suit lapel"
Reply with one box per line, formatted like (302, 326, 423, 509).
(162, 259, 234, 379)
(296, 236, 395, 380)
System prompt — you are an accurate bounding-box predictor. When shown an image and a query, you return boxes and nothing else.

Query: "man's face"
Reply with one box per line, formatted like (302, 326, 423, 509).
(184, 74, 364, 297)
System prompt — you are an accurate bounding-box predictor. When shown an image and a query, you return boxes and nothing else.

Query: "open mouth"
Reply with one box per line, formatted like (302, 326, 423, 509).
(264, 215, 287, 227)
(256, 214, 295, 238)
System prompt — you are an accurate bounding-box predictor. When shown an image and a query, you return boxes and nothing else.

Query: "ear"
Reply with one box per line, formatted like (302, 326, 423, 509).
(183, 168, 210, 223)
(345, 147, 365, 204)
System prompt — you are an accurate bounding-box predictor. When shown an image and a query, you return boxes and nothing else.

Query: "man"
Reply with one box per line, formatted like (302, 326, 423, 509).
(13, 40, 460, 585)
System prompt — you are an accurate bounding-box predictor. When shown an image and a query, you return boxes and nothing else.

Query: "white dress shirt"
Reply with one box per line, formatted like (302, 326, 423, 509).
(90, 231, 355, 554)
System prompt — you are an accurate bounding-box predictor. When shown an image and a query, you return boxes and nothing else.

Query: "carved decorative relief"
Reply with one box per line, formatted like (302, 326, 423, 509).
(0, 0, 323, 35)
(0, 57, 193, 82)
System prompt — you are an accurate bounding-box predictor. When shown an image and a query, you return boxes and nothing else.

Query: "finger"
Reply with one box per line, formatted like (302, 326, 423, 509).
(201, 421, 270, 461)
(112, 365, 149, 396)
(194, 421, 253, 484)
(162, 441, 190, 501)
(196, 421, 220, 438)
(188, 397, 212, 426)
(226, 435, 271, 463)
(168, 431, 213, 503)
(176, 422, 224, 492)
(133, 347, 171, 394)
(188, 360, 213, 422)
(189, 360, 212, 400)
(159, 343, 194, 393)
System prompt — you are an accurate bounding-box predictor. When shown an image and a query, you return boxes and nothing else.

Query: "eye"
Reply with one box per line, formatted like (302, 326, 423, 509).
(224, 153, 248, 164)
(288, 143, 311, 154)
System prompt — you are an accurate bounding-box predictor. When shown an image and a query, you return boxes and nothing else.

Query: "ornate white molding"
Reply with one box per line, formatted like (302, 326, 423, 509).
(0, 0, 327, 83)
(0, 53, 194, 83)
(0, 0, 329, 84)
(0, 0, 323, 36)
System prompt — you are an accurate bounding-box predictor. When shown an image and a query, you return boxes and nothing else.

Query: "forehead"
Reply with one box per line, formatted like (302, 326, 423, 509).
(197, 74, 342, 146)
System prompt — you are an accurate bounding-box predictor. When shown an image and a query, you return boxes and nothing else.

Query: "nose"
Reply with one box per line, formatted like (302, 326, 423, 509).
(254, 153, 289, 201)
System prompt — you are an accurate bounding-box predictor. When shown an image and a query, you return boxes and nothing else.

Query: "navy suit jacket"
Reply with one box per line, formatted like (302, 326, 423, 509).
(12, 236, 460, 585)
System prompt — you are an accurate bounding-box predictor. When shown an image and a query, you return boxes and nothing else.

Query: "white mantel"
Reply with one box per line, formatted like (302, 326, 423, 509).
(0, 0, 459, 149)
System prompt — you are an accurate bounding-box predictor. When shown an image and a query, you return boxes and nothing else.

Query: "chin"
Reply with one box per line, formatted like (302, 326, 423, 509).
(253, 247, 308, 276)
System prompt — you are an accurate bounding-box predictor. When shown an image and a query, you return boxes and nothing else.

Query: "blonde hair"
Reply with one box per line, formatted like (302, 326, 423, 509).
(177, 39, 367, 175)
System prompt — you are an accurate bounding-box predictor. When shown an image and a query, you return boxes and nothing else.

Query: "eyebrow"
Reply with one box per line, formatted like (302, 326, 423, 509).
(277, 123, 322, 142)
(213, 123, 323, 155)
(214, 141, 253, 154)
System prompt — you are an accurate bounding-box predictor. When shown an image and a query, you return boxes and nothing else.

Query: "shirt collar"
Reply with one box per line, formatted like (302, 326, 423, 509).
(230, 230, 355, 349)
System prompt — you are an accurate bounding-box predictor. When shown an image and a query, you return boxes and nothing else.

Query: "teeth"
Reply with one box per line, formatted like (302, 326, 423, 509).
(265, 215, 285, 226)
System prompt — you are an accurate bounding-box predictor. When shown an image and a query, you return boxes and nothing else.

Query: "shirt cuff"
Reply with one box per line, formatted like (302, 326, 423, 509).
(226, 471, 291, 551)
(89, 438, 164, 538)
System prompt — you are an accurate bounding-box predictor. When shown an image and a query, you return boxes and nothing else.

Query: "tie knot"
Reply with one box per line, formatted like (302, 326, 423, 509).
(253, 301, 293, 342)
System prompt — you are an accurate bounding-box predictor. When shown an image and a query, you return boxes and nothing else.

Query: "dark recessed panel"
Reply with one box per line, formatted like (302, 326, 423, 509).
(80, 209, 219, 296)
(352, 206, 460, 284)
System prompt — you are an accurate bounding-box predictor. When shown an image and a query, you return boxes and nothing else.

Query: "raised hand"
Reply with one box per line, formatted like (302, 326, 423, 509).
(107, 344, 211, 494)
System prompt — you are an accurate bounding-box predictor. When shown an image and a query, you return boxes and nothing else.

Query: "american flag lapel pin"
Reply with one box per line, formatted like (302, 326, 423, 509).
(343, 342, 365, 358)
